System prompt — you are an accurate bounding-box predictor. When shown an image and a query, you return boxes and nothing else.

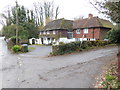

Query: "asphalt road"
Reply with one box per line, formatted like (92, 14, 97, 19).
(0, 37, 118, 88)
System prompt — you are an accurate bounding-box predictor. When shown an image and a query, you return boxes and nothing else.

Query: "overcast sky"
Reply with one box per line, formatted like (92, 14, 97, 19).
(0, 0, 105, 30)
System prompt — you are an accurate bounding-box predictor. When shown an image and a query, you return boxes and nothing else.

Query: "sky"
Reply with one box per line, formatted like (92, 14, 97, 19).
(0, 0, 105, 30)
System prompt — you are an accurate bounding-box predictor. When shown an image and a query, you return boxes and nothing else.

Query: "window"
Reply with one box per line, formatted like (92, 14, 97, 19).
(47, 38, 50, 41)
(40, 32, 41, 35)
(84, 28, 88, 34)
(47, 31, 50, 34)
(43, 31, 46, 34)
(76, 29, 80, 34)
(67, 32, 73, 39)
(75, 38, 80, 41)
(53, 31, 56, 34)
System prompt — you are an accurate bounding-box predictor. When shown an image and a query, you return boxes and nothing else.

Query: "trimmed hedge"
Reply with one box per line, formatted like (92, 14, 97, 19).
(52, 40, 110, 55)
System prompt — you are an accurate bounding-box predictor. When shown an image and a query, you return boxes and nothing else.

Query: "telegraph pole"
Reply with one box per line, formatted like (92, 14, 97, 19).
(16, 1, 19, 45)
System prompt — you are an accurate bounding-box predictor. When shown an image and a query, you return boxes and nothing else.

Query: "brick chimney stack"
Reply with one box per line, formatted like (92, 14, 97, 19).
(88, 14, 93, 18)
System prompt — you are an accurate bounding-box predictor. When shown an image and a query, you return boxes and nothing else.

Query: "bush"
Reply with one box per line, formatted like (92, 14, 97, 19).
(59, 42, 64, 45)
(107, 28, 120, 44)
(12, 45, 21, 53)
(51, 40, 111, 55)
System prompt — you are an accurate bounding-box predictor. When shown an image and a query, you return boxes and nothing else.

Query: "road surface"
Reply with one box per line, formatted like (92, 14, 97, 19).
(0, 37, 118, 88)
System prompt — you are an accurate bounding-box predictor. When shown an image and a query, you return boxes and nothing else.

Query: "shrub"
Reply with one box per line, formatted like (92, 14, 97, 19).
(81, 41, 90, 49)
(12, 45, 21, 53)
(107, 28, 120, 44)
(51, 40, 110, 55)
(59, 42, 64, 45)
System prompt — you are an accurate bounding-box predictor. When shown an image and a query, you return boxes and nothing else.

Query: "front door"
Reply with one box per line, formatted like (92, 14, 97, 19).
(41, 38, 43, 44)
(32, 39, 35, 44)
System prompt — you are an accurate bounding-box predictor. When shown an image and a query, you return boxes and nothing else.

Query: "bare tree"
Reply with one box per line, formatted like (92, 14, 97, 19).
(33, 1, 60, 26)
(74, 15, 84, 21)
(55, 6, 59, 19)
(33, 2, 44, 26)
(0, 20, 5, 26)
(43, 1, 54, 24)
(0, 6, 12, 26)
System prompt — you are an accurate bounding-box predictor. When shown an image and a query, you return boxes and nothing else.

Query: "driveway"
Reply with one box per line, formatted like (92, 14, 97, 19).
(1, 37, 119, 88)
(19, 45, 52, 58)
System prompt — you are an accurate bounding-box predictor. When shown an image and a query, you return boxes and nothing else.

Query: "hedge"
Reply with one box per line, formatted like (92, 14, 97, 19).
(52, 40, 111, 55)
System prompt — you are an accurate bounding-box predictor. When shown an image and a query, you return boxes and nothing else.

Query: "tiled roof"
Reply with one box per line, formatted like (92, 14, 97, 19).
(73, 17, 114, 29)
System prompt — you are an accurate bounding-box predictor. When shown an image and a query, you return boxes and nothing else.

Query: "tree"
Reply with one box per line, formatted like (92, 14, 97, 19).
(12, 5, 27, 26)
(24, 22, 38, 39)
(1, 1, 39, 40)
(33, 1, 60, 26)
(107, 28, 120, 44)
(90, 0, 120, 44)
(55, 6, 59, 20)
(74, 15, 84, 21)
(2, 25, 16, 39)
(0, 6, 12, 26)
(33, 2, 44, 26)
(90, 0, 120, 23)
(19, 29, 29, 40)
(2, 25, 28, 40)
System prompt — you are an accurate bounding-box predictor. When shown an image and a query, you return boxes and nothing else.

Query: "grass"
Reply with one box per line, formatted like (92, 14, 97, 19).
(28, 47, 35, 50)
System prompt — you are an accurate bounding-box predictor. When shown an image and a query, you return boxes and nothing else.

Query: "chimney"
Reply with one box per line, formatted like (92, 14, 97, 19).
(88, 14, 93, 18)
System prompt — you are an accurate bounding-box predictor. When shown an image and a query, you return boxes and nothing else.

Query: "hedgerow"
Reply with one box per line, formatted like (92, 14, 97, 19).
(52, 40, 111, 55)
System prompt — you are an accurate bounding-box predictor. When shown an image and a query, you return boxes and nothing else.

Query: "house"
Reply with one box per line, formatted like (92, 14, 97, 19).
(73, 14, 114, 41)
(29, 38, 41, 45)
(39, 18, 75, 45)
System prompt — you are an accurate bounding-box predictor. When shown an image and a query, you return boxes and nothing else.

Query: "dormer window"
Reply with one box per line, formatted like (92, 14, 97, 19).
(43, 31, 46, 34)
(53, 31, 56, 34)
(76, 29, 80, 34)
(47, 31, 50, 34)
(84, 28, 88, 34)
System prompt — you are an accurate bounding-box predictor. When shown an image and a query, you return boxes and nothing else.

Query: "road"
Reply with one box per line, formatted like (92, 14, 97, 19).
(0, 37, 118, 88)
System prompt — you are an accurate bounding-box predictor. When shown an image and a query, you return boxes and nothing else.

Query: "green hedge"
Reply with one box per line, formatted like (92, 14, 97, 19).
(12, 45, 22, 53)
(52, 40, 110, 55)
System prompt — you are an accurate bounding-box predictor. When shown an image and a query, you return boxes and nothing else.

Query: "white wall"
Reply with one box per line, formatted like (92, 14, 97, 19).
(59, 38, 76, 43)
(29, 38, 42, 45)
(29, 37, 96, 45)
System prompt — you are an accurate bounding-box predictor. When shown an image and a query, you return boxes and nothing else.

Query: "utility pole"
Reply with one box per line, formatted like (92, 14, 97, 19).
(16, 1, 19, 45)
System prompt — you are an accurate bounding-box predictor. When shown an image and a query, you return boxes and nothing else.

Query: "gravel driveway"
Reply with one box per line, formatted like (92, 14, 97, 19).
(0, 37, 118, 88)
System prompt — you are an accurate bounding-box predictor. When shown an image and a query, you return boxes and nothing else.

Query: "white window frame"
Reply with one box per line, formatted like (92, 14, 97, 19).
(75, 38, 80, 41)
(84, 28, 88, 34)
(47, 31, 50, 34)
(76, 29, 80, 34)
(53, 31, 56, 34)
(43, 31, 46, 34)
